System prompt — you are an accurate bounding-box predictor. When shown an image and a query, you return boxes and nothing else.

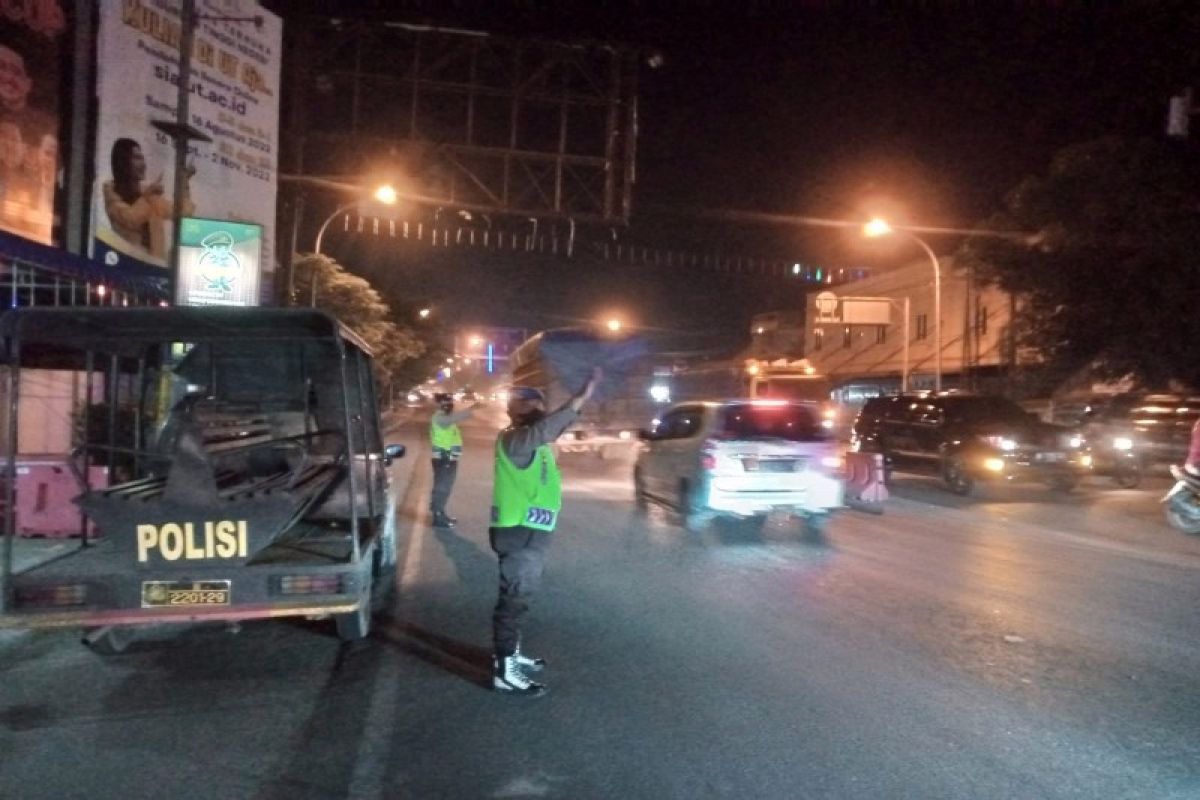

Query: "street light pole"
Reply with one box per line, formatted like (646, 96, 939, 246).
(308, 200, 356, 307)
(308, 187, 397, 306)
(863, 219, 942, 393)
(314, 201, 358, 257)
(901, 231, 942, 393)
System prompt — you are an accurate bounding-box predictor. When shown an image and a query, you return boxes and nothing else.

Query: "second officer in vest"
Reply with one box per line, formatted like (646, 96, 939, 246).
(490, 368, 601, 696)
(429, 392, 480, 529)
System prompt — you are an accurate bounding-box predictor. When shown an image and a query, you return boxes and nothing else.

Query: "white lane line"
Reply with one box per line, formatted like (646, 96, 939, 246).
(402, 500, 429, 589)
(347, 439, 431, 799)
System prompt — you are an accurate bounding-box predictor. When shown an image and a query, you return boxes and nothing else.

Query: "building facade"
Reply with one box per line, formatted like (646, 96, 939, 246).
(803, 257, 1017, 394)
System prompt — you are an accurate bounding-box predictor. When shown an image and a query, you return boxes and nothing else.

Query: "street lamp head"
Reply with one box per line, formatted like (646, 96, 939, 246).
(863, 218, 893, 238)
(606, 319, 622, 332)
(374, 184, 399, 205)
(418, 307, 431, 319)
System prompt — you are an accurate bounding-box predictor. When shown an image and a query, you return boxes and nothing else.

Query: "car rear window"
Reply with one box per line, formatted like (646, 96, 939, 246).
(720, 403, 824, 442)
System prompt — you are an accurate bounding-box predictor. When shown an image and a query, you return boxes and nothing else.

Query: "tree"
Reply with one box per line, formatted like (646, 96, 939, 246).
(958, 136, 1200, 389)
(291, 253, 426, 391)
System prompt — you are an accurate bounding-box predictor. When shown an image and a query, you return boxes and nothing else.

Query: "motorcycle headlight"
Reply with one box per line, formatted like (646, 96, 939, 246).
(1112, 436, 1134, 451)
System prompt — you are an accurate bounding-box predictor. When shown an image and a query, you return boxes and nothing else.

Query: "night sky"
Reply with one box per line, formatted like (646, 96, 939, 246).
(271, 1, 1200, 341)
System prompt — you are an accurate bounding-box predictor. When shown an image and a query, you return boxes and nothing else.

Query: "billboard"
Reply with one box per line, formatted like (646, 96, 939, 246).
(178, 216, 260, 306)
(91, 1, 281, 299)
(0, 2, 68, 245)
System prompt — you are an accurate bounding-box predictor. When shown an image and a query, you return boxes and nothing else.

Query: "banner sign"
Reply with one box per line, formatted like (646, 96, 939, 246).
(0, 1, 68, 245)
(91, 1, 281, 300)
(178, 216, 260, 306)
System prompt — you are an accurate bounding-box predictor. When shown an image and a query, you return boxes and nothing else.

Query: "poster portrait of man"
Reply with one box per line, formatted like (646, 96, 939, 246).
(0, 5, 66, 246)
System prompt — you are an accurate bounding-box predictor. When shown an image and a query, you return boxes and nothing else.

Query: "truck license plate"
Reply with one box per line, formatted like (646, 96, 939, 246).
(142, 580, 231, 608)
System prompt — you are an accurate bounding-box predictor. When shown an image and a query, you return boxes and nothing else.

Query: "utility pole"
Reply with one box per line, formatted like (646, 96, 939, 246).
(152, 2, 263, 305)
(151, 0, 209, 305)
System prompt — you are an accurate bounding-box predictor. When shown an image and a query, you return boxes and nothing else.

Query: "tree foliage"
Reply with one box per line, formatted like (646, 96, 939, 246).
(958, 136, 1200, 389)
(292, 253, 426, 388)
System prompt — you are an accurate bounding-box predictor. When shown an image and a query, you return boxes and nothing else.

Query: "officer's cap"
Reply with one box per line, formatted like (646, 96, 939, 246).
(200, 230, 235, 248)
(509, 386, 545, 403)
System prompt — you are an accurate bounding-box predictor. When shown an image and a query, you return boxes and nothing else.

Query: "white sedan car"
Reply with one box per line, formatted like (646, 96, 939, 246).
(634, 399, 844, 535)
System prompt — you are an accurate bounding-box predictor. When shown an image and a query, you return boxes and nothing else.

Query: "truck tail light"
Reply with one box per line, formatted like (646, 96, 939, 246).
(274, 575, 344, 596)
(15, 583, 88, 607)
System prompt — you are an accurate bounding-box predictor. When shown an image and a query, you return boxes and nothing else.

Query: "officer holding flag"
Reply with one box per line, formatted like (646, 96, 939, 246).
(489, 367, 601, 696)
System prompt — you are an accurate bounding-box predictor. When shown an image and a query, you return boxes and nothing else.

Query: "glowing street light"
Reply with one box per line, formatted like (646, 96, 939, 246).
(418, 307, 431, 319)
(606, 318, 622, 332)
(864, 217, 943, 392)
(373, 184, 398, 205)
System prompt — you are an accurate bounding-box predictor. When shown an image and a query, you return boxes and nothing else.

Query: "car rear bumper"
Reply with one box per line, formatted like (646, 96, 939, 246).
(705, 473, 844, 515)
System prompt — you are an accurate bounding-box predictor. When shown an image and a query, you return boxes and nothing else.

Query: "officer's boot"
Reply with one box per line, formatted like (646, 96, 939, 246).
(431, 511, 455, 529)
(513, 640, 545, 672)
(492, 654, 547, 696)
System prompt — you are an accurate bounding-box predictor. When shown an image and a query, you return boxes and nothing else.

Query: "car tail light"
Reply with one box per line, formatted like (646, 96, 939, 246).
(819, 454, 844, 472)
(15, 583, 88, 607)
(274, 575, 344, 596)
(700, 438, 720, 471)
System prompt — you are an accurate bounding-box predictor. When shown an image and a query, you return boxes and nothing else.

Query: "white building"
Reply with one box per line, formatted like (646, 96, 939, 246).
(802, 257, 1017, 394)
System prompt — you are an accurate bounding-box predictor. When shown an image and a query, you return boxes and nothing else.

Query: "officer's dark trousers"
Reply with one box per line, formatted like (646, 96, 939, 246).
(430, 458, 458, 516)
(489, 525, 552, 657)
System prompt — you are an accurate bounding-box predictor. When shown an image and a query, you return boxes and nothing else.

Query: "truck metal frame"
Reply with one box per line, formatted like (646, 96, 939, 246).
(0, 307, 404, 647)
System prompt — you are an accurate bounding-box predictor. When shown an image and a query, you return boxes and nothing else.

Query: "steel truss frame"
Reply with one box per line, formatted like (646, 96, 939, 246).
(288, 20, 640, 223)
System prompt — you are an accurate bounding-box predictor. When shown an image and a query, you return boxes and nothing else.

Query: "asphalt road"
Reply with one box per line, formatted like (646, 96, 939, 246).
(2, 410, 1199, 799)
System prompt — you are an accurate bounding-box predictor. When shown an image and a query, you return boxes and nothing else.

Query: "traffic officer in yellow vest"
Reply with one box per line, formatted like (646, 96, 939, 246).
(490, 368, 601, 696)
(429, 392, 479, 529)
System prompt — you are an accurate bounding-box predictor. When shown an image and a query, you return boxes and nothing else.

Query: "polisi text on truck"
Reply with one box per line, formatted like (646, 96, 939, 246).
(136, 520, 249, 562)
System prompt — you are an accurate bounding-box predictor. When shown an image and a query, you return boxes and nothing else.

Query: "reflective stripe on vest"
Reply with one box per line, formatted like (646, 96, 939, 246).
(491, 438, 562, 532)
(430, 420, 463, 450)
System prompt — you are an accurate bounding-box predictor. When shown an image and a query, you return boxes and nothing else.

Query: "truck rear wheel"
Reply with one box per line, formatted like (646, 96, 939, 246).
(335, 573, 373, 641)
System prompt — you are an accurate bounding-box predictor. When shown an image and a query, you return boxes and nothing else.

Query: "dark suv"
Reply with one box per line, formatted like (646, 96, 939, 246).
(851, 393, 1087, 495)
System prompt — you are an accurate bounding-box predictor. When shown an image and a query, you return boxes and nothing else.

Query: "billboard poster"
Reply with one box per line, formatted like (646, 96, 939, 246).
(0, 2, 68, 245)
(178, 216, 260, 306)
(91, 1, 281, 298)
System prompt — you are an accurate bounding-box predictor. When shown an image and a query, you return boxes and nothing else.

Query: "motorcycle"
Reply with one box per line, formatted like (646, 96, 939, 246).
(1075, 429, 1143, 488)
(1163, 466, 1200, 534)
(1107, 436, 1143, 489)
(1163, 418, 1200, 534)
